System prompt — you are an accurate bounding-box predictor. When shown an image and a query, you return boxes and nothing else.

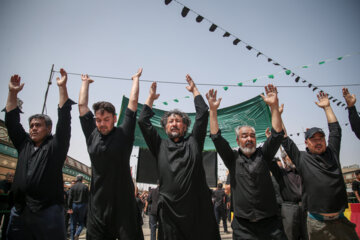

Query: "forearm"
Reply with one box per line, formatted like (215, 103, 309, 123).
(128, 78, 139, 112)
(145, 96, 155, 109)
(78, 81, 91, 116)
(323, 106, 337, 123)
(209, 109, 219, 135)
(58, 85, 69, 108)
(6, 91, 18, 112)
(270, 105, 283, 132)
(192, 87, 200, 98)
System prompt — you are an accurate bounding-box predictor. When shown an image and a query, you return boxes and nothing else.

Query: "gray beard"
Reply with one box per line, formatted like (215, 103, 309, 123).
(167, 132, 181, 139)
(239, 145, 256, 156)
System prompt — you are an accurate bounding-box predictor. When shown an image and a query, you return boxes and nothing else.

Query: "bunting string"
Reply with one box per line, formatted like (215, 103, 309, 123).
(161, 0, 360, 110)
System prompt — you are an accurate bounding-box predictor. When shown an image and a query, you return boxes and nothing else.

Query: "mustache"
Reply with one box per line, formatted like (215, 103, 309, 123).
(245, 141, 254, 147)
(315, 144, 323, 148)
(170, 127, 179, 131)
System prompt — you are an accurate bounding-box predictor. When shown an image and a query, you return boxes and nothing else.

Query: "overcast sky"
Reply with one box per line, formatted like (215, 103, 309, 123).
(1, 0, 359, 170)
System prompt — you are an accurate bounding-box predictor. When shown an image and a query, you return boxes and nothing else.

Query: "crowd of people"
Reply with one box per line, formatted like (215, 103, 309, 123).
(1, 68, 359, 239)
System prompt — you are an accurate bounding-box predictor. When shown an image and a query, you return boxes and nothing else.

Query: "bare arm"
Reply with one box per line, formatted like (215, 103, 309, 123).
(57, 68, 69, 108)
(185, 74, 200, 98)
(6, 75, 24, 112)
(78, 74, 94, 116)
(145, 82, 160, 108)
(206, 89, 222, 135)
(128, 68, 142, 112)
(315, 91, 337, 123)
(261, 84, 283, 132)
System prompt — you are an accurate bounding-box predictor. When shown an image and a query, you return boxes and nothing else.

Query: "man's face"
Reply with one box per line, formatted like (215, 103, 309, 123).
(95, 110, 116, 135)
(305, 132, 326, 155)
(165, 114, 187, 140)
(236, 127, 256, 156)
(29, 118, 51, 146)
(6, 173, 14, 183)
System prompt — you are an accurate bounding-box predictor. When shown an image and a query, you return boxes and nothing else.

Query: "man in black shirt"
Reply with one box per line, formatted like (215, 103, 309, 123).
(352, 170, 360, 203)
(282, 91, 358, 240)
(342, 88, 360, 139)
(4, 69, 74, 240)
(212, 183, 229, 234)
(138, 76, 220, 240)
(147, 183, 160, 240)
(207, 85, 287, 239)
(68, 175, 89, 240)
(78, 69, 144, 240)
(0, 172, 14, 240)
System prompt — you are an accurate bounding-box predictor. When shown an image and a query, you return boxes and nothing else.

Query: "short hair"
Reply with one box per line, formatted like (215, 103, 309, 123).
(160, 109, 191, 130)
(235, 125, 255, 138)
(76, 174, 83, 182)
(28, 114, 52, 127)
(92, 101, 116, 116)
(355, 170, 360, 176)
(217, 183, 223, 189)
(281, 152, 287, 159)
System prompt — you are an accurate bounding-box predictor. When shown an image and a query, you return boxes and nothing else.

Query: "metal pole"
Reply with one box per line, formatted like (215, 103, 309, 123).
(41, 64, 54, 114)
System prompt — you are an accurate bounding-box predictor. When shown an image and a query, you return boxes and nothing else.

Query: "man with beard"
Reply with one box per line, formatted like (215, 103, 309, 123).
(138, 75, 220, 240)
(207, 85, 287, 239)
(78, 69, 144, 240)
(342, 88, 360, 139)
(281, 91, 358, 240)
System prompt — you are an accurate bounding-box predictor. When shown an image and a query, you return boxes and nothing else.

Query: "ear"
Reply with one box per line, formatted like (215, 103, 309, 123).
(113, 114, 117, 124)
(236, 136, 240, 146)
(305, 139, 308, 147)
(47, 126, 52, 135)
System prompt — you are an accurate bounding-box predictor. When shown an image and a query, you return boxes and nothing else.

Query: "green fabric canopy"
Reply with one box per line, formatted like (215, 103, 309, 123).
(117, 94, 272, 150)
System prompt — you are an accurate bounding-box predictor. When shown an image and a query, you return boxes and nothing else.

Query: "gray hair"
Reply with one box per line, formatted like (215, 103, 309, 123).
(160, 109, 191, 132)
(28, 114, 52, 128)
(234, 125, 256, 138)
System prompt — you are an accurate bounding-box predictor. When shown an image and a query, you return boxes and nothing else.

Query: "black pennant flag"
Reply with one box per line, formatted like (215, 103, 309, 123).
(209, 24, 217, 32)
(337, 102, 341, 106)
(223, 32, 230, 37)
(196, 15, 204, 22)
(333, 99, 337, 103)
(246, 45, 253, 50)
(164, 0, 172, 5)
(308, 84, 312, 88)
(302, 80, 307, 83)
(273, 63, 280, 66)
(181, 7, 190, 17)
(233, 39, 240, 45)
(268, 58, 272, 62)
(313, 87, 318, 91)
(329, 96, 333, 100)
(341, 103, 345, 107)
(295, 76, 300, 82)
(257, 52, 262, 57)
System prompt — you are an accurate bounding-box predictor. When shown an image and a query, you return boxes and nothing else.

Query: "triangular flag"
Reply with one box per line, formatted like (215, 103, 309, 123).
(268, 74, 274, 79)
(173, 99, 179, 103)
(328, 96, 333, 100)
(337, 57, 343, 60)
(164, 0, 172, 5)
(319, 61, 325, 65)
(233, 39, 240, 45)
(196, 15, 204, 22)
(341, 103, 345, 107)
(313, 87, 318, 91)
(285, 70, 291, 75)
(223, 86, 229, 91)
(181, 7, 190, 17)
(337, 102, 341, 106)
(308, 84, 312, 88)
(209, 24, 217, 32)
(295, 77, 300, 82)
(246, 45, 253, 50)
(237, 83, 243, 86)
(253, 79, 257, 83)
(184, 96, 190, 98)
(302, 80, 307, 83)
(223, 32, 230, 37)
(302, 66, 308, 68)
(257, 52, 262, 57)
(273, 63, 280, 66)
(268, 58, 272, 62)
(163, 102, 168, 105)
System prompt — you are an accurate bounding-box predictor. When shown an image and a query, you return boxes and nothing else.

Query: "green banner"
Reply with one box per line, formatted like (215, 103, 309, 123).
(117, 95, 272, 150)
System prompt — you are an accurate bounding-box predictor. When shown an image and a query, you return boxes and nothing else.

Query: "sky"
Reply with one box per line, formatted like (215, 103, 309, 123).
(1, 0, 360, 177)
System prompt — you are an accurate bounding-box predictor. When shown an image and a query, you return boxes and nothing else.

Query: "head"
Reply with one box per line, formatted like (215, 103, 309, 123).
(5, 172, 14, 183)
(76, 174, 83, 182)
(161, 109, 191, 141)
(93, 101, 117, 135)
(217, 183, 223, 189)
(355, 170, 360, 181)
(28, 114, 52, 147)
(235, 126, 257, 157)
(305, 127, 326, 155)
(281, 152, 295, 168)
(71, 180, 76, 186)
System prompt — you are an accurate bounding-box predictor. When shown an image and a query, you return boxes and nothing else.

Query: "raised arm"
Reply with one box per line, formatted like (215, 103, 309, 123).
(343, 87, 360, 139)
(206, 89, 222, 135)
(57, 68, 69, 108)
(6, 75, 24, 112)
(78, 74, 94, 116)
(185, 74, 200, 97)
(315, 91, 337, 123)
(261, 84, 283, 133)
(128, 68, 142, 112)
(144, 82, 160, 109)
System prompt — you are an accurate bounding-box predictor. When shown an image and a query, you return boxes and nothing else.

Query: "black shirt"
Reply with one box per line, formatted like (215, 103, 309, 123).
(282, 122, 347, 214)
(80, 108, 143, 239)
(68, 181, 89, 208)
(138, 95, 220, 240)
(270, 162, 302, 203)
(352, 180, 360, 201)
(210, 128, 284, 221)
(348, 106, 360, 139)
(147, 187, 160, 216)
(213, 188, 226, 208)
(5, 99, 75, 212)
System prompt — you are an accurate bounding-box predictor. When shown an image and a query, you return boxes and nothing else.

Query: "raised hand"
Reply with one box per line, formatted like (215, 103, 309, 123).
(57, 68, 68, 87)
(149, 82, 160, 101)
(132, 68, 143, 81)
(81, 74, 94, 84)
(265, 127, 271, 138)
(206, 89, 222, 111)
(261, 84, 279, 108)
(342, 88, 356, 107)
(315, 91, 330, 109)
(9, 74, 24, 93)
(279, 104, 284, 115)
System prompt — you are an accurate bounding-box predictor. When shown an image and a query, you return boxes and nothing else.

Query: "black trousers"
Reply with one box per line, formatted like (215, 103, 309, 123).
(232, 215, 288, 240)
(281, 202, 308, 240)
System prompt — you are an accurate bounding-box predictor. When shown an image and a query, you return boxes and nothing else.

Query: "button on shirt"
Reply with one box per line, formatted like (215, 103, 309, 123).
(4, 99, 75, 212)
(210, 128, 284, 221)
